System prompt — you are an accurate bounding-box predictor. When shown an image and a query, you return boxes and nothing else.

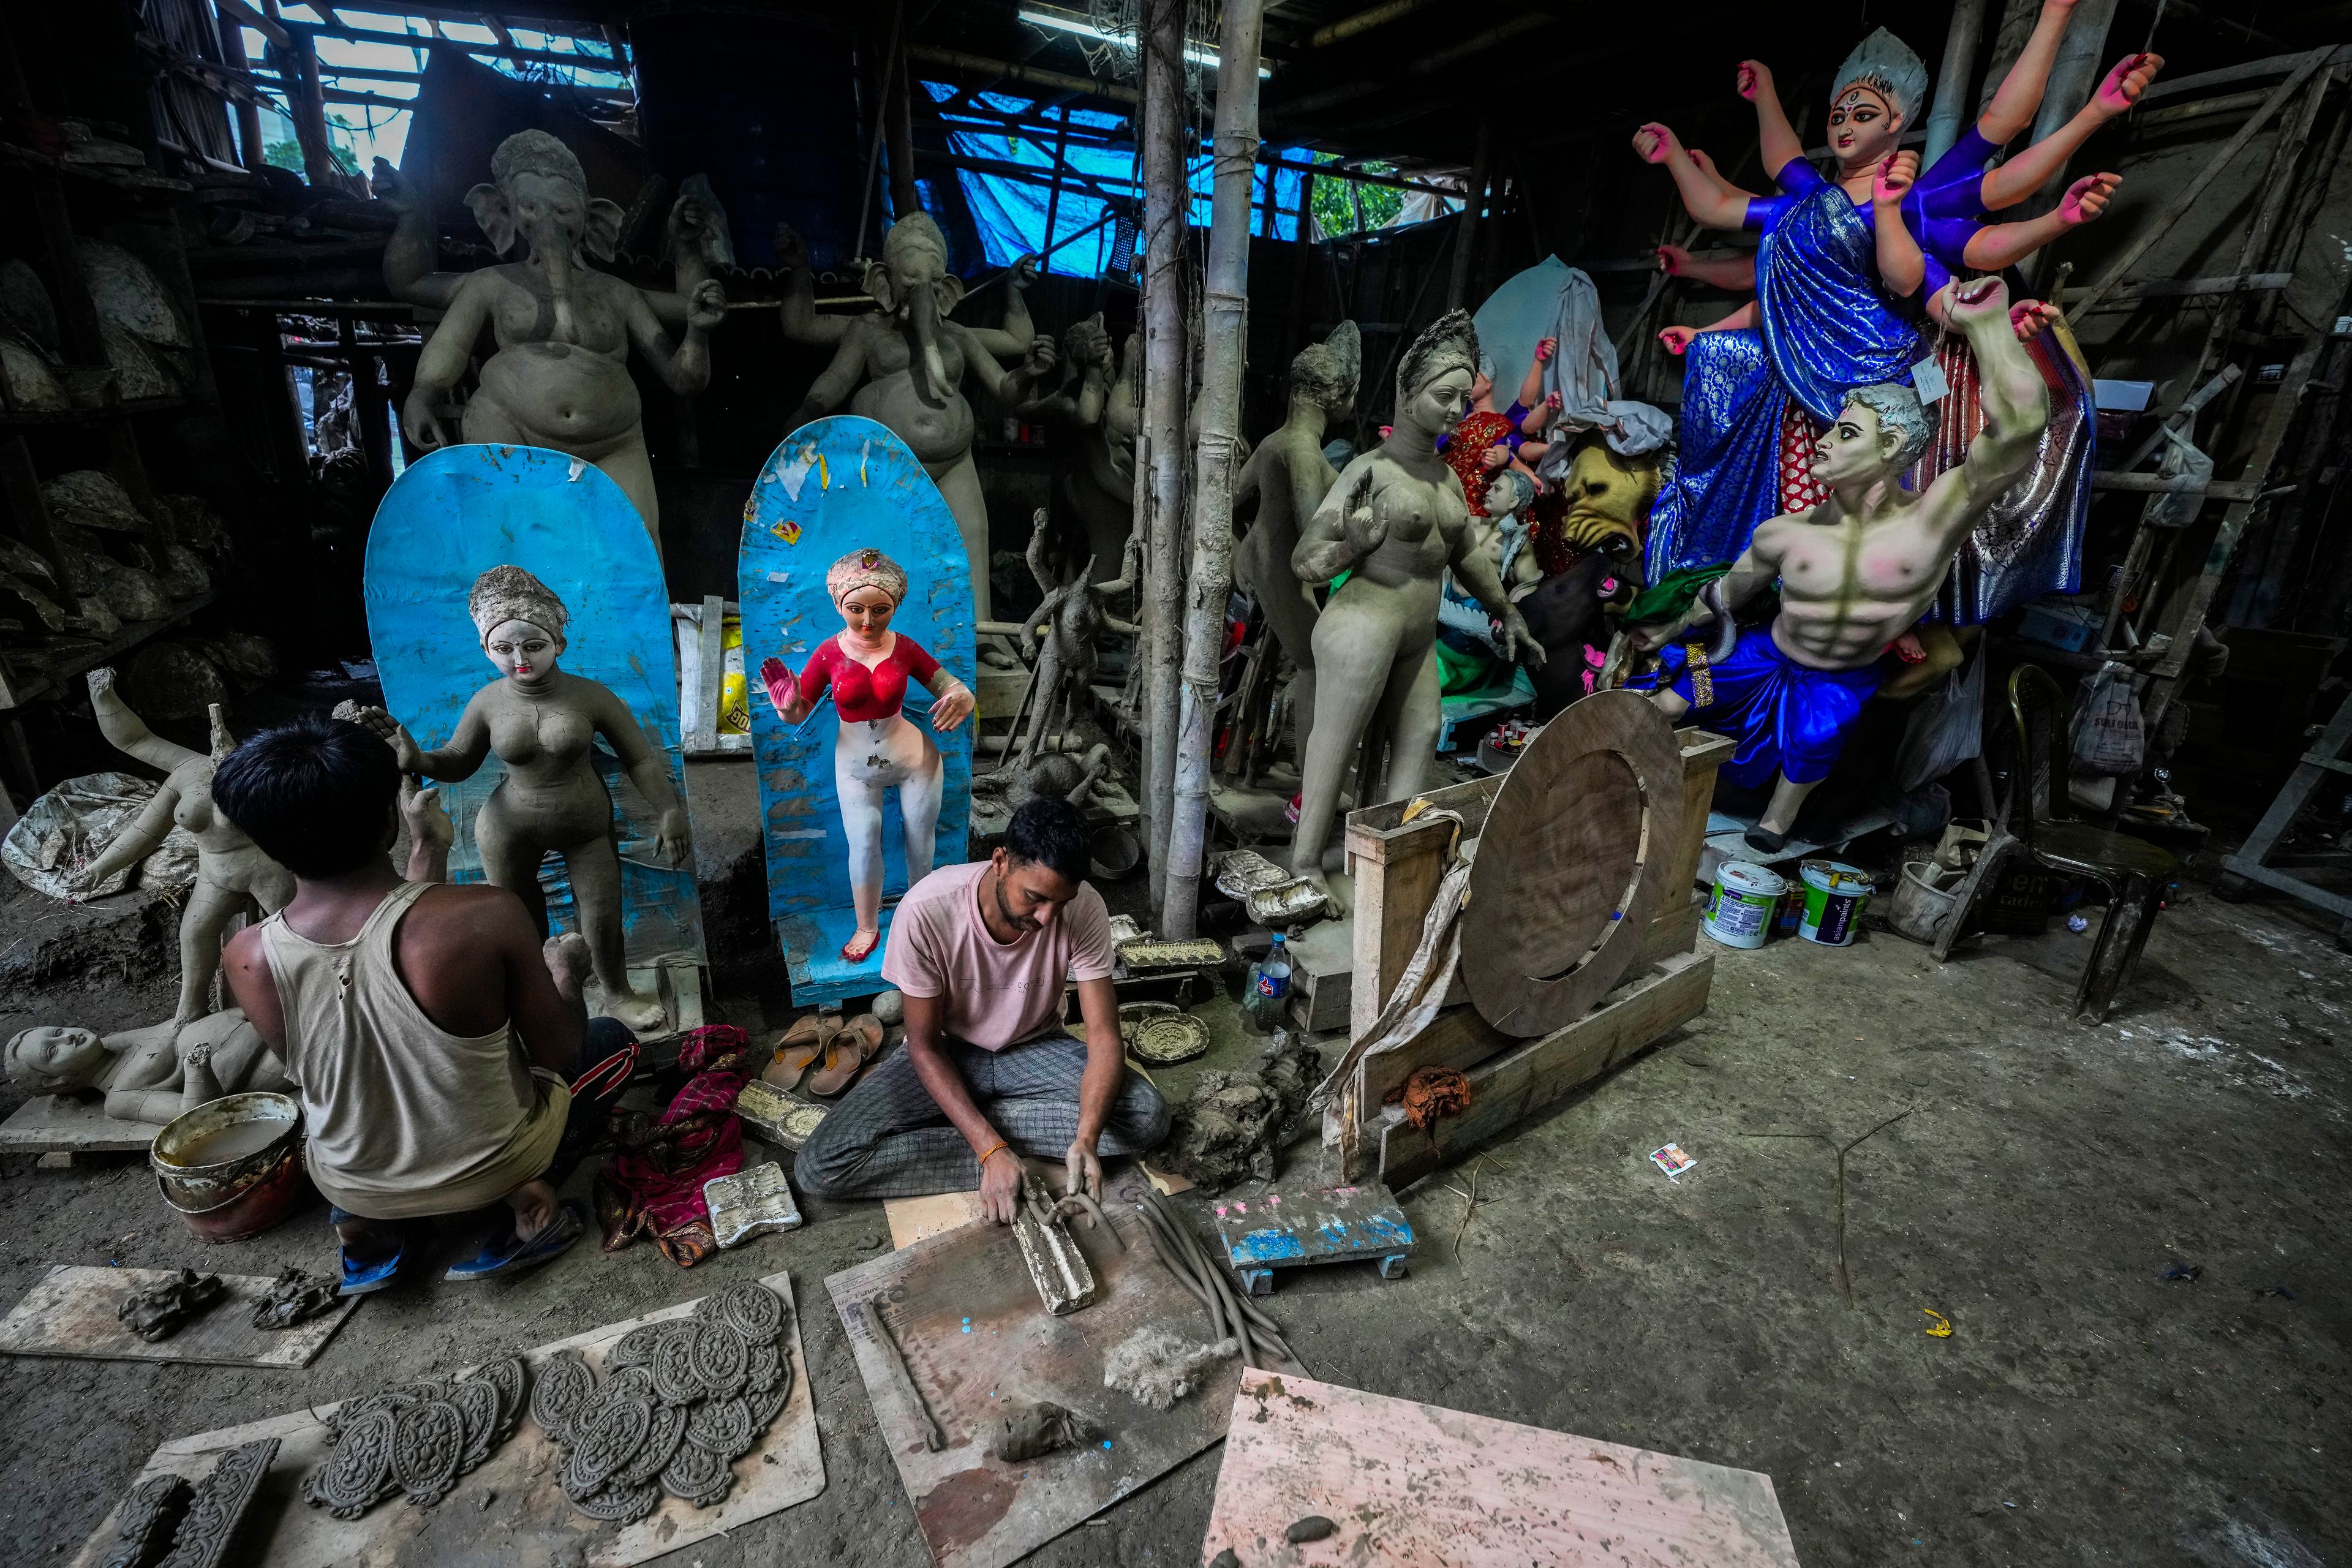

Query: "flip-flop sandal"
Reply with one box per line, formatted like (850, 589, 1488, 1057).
(762, 1014, 831, 1093)
(804, 1014, 884, 1098)
(444, 1199, 588, 1282)
(339, 1238, 407, 1295)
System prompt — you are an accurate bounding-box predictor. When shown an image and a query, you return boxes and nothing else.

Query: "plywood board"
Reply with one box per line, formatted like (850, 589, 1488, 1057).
(1204, 1368, 1801, 1566)
(827, 1173, 1279, 1568)
(886, 1190, 987, 1249)
(65, 1270, 823, 1568)
(0, 1266, 358, 1369)
(0, 1094, 157, 1154)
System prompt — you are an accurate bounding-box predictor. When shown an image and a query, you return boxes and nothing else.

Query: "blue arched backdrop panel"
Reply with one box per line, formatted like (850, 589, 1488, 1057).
(740, 417, 974, 1006)
(363, 443, 706, 971)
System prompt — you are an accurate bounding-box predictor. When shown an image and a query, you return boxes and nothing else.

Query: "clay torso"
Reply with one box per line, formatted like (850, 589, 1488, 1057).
(1768, 503, 1956, 667)
(1236, 426, 1335, 600)
(849, 319, 976, 468)
(1343, 450, 1466, 616)
(474, 674, 614, 839)
(467, 266, 643, 451)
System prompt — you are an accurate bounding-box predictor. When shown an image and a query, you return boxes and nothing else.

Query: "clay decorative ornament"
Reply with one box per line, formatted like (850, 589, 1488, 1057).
(98, 1473, 190, 1568)
(390, 1400, 466, 1507)
(393, 131, 723, 543)
(786, 213, 1056, 619)
(1287, 311, 1545, 916)
(758, 546, 974, 965)
(81, 670, 295, 1028)
(117, 1268, 226, 1343)
(306, 1407, 399, 1518)
(249, 1267, 339, 1332)
(304, 1360, 532, 1518)
(358, 565, 690, 1031)
(538, 1281, 796, 1523)
(154, 1438, 279, 1568)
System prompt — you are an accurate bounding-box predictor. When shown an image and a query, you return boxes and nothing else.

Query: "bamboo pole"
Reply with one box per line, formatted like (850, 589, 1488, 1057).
(1924, 0, 1989, 167)
(1137, 0, 1189, 909)
(1161, 0, 1266, 937)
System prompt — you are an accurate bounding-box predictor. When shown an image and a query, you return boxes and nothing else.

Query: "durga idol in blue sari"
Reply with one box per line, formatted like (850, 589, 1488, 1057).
(1633, 28, 2092, 627)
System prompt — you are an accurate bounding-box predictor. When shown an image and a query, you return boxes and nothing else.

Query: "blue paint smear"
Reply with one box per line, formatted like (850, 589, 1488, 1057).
(363, 445, 705, 970)
(1230, 1228, 1310, 1264)
(739, 418, 976, 1008)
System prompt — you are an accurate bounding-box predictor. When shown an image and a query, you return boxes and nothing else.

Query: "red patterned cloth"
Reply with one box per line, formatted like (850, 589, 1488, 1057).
(594, 1025, 755, 1268)
(1442, 410, 1513, 516)
(1777, 401, 1833, 514)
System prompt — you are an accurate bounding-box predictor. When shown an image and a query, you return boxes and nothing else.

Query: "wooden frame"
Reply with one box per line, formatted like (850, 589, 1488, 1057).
(1330, 725, 1733, 1184)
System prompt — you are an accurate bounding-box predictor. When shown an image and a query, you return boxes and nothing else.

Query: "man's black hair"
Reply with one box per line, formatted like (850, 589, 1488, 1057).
(1002, 796, 1090, 884)
(212, 714, 401, 879)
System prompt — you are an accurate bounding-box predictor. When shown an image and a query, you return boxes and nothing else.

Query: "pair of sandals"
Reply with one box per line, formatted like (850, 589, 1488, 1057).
(763, 1011, 884, 1098)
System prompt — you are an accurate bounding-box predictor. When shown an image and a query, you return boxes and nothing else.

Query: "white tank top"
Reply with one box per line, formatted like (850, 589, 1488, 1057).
(259, 880, 568, 1219)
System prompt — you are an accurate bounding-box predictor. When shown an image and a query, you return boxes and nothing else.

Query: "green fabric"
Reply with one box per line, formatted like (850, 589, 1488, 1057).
(1436, 636, 1495, 695)
(1623, 564, 1730, 629)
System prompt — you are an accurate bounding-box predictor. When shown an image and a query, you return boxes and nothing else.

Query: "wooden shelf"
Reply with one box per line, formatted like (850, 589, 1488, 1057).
(0, 395, 192, 428)
(0, 589, 217, 713)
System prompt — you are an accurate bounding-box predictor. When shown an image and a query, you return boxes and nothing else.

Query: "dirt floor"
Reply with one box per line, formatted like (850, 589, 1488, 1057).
(2, 757, 2346, 1566)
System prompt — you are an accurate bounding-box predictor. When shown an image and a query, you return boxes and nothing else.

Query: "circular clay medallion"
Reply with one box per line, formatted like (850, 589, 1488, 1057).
(688, 1320, 748, 1396)
(569, 1478, 662, 1524)
(658, 1438, 733, 1510)
(529, 1352, 595, 1445)
(614, 1401, 688, 1488)
(685, 1396, 755, 1460)
(390, 1400, 466, 1507)
(698, 1281, 785, 1343)
(305, 1407, 397, 1518)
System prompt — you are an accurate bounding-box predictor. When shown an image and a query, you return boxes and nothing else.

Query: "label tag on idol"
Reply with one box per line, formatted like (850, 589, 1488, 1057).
(1912, 356, 1950, 405)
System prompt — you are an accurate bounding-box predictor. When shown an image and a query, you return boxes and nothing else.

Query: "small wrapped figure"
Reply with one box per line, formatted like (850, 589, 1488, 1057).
(761, 549, 974, 963)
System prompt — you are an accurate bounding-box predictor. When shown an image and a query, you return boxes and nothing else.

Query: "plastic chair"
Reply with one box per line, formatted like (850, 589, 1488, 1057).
(1930, 665, 2179, 1021)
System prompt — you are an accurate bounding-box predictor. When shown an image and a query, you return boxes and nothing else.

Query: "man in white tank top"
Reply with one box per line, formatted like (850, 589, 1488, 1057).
(214, 715, 641, 1292)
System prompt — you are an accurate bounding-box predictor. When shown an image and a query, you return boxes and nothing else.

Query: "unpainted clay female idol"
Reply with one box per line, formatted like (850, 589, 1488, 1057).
(5, 1010, 288, 1127)
(83, 668, 296, 1026)
(1287, 310, 1545, 915)
(360, 566, 689, 1030)
(760, 548, 975, 963)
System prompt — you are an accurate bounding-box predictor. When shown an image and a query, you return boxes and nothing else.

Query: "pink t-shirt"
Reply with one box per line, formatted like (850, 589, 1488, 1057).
(880, 862, 1116, 1050)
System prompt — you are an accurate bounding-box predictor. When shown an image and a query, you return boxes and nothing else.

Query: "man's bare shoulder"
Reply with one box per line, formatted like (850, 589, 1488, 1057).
(406, 883, 533, 943)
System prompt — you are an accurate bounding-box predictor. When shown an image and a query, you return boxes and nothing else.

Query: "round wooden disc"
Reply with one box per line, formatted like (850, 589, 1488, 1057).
(1461, 690, 1683, 1038)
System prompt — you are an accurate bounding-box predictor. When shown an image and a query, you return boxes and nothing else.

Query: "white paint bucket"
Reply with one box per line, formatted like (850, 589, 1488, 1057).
(1797, 861, 1874, 946)
(1703, 861, 1787, 949)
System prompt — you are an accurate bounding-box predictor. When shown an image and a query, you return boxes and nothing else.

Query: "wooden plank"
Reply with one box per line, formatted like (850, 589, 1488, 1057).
(1204, 1368, 1800, 1566)
(1354, 1003, 1510, 1130)
(67, 1272, 823, 1568)
(1284, 914, 1352, 1033)
(1346, 812, 1452, 1042)
(884, 1190, 987, 1248)
(1, 1266, 357, 1370)
(1209, 1182, 1413, 1275)
(0, 1095, 157, 1154)
(1381, 951, 1714, 1191)
(692, 593, 723, 754)
(1649, 726, 1733, 958)
(976, 666, 1026, 720)
(1634, 894, 1704, 968)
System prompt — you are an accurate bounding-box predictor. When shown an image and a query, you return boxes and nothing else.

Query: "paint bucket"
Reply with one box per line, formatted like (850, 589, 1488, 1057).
(1703, 861, 1787, 949)
(1796, 861, 1875, 946)
(157, 1149, 311, 1244)
(1887, 860, 1961, 945)
(151, 1093, 302, 1210)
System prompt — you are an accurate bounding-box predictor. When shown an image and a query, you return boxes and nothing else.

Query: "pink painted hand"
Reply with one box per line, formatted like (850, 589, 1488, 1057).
(2058, 172, 2121, 225)
(1656, 243, 1692, 276)
(1736, 58, 1773, 102)
(2008, 298, 2062, 342)
(1534, 336, 1557, 363)
(1658, 325, 1697, 356)
(1631, 123, 1679, 165)
(758, 655, 796, 720)
(2095, 51, 2165, 117)
(1872, 151, 1919, 208)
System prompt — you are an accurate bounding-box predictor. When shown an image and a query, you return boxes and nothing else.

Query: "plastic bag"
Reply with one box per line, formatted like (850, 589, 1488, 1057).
(2071, 661, 2145, 777)
(1, 771, 179, 900)
(1897, 643, 1987, 790)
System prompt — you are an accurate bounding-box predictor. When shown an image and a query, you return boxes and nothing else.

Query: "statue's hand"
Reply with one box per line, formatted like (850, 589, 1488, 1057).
(1542, 390, 1564, 412)
(772, 223, 811, 274)
(2058, 172, 2120, 225)
(370, 157, 414, 211)
(1534, 336, 1557, 364)
(1024, 335, 1058, 379)
(86, 666, 117, 698)
(1942, 274, 2011, 335)
(1872, 151, 1918, 208)
(928, 681, 976, 733)
(1479, 444, 1511, 471)
(758, 656, 797, 720)
(1343, 490, 1388, 559)
(686, 278, 728, 330)
(1735, 58, 1773, 102)
(402, 388, 450, 453)
(400, 777, 453, 853)
(351, 706, 426, 772)
(654, 808, 692, 867)
(542, 931, 591, 996)
(1655, 243, 1693, 277)
(1658, 325, 1697, 356)
(1631, 123, 1679, 165)
(1008, 253, 1039, 292)
(1501, 608, 1547, 670)
(2009, 298, 2061, 342)
(2095, 51, 2163, 118)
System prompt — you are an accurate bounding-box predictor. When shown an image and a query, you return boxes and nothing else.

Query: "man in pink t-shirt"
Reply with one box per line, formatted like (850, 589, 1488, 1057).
(795, 797, 1168, 1222)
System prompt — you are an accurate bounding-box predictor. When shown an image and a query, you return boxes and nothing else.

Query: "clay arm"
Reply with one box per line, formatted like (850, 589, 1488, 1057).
(590, 685, 692, 866)
(1292, 462, 1384, 586)
(1072, 353, 1110, 429)
(403, 279, 494, 451)
(87, 667, 199, 772)
(1449, 520, 1545, 669)
(774, 225, 852, 348)
(758, 656, 821, 725)
(965, 254, 1041, 360)
(1098, 535, 1144, 635)
(921, 666, 975, 733)
(1977, 0, 2082, 149)
(1514, 339, 1553, 415)
(1659, 300, 1762, 355)
(1657, 245, 1757, 290)
(1736, 60, 1805, 176)
(625, 281, 720, 395)
(1926, 280, 2052, 535)
(963, 322, 1055, 406)
(85, 785, 179, 886)
(1980, 53, 2160, 210)
(1633, 124, 1747, 231)
(1962, 173, 2120, 273)
(402, 695, 495, 782)
(790, 329, 869, 428)
(373, 158, 466, 311)
(1871, 154, 1927, 298)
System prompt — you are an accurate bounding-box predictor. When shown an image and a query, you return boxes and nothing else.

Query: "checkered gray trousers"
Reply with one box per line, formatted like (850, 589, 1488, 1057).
(793, 1032, 1170, 1200)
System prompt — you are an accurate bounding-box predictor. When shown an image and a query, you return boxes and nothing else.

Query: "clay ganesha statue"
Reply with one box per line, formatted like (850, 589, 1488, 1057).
(397, 131, 723, 544)
(358, 566, 690, 1030)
